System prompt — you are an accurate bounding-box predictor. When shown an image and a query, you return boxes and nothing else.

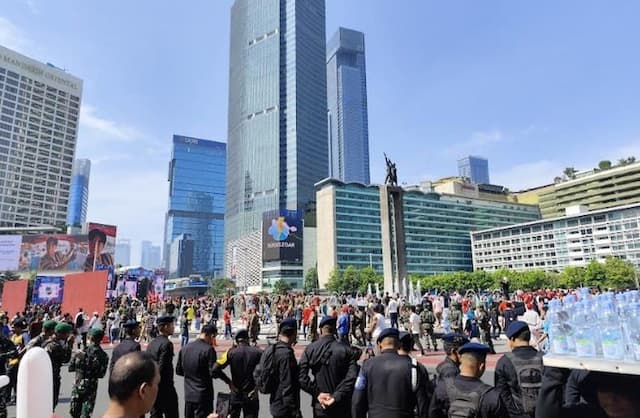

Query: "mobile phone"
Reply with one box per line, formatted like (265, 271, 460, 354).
(216, 392, 231, 418)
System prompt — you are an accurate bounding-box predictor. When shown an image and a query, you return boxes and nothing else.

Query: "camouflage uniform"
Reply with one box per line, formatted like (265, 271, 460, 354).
(68, 344, 109, 418)
(448, 304, 463, 333)
(44, 337, 72, 408)
(420, 308, 437, 350)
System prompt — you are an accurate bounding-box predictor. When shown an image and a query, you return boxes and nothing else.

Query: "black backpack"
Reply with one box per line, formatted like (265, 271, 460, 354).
(504, 352, 543, 416)
(445, 379, 492, 418)
(253, 343, 278, 394)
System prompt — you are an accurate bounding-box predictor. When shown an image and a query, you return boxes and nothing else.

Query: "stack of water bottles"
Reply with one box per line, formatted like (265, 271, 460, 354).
(547, 287, 640, 362)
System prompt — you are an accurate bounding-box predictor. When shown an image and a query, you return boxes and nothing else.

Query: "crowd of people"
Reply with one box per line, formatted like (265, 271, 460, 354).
(0, 286, 638, 417)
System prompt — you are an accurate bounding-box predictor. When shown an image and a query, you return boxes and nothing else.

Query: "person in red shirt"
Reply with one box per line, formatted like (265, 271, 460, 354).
(223, 307, 233, 339)
(302, 305, 312, 339)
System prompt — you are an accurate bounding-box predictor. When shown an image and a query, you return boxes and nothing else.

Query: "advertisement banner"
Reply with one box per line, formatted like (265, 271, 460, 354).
(1, 280, 28, 316)
(32, 276, 64, 305)
(62, 271, 109, 316)
(125, 280, 137, 299)
(86, 222, 117, 272)
(0, 235, 22, 271)
(19, 235, 89, 273)
(262, 209, 304, 262)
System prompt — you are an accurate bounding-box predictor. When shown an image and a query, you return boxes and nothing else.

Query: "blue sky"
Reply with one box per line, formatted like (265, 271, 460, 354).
(2, 0, 639, 263)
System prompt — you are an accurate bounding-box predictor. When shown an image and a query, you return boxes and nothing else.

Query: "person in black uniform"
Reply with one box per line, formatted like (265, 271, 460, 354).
(435, 333, 469, 381)
(495, 321, 543, 418)
(110, 319, 142, 374)
(429, 342, 507, 418)
(176, 324, 218, 418)
(269, 318, 301, 418)
(352, 328, 431, 418)
(146, 315, 179, 418)
(398, 331, 434, 407)
(213, 329, 263, 418)
(299, 316, 358, 418)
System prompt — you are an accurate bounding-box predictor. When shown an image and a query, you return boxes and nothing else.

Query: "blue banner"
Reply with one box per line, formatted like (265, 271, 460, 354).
(32, 276, 64, 305)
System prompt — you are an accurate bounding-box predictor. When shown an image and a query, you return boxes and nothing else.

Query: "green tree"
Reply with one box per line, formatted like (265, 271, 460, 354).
(359, 266, 383, 294)
(584, 259, 607, 287)
(303, 267, 319, 293)
(326, 268, 344, 293)
(563, 167, 577, 179)
(272, 279, 293, 295)
(208, 278, 235, 297)
(598, 160, 612, 171)
(602, 257, 637, 289)
(558, 266, 583, 289)
(341, 266, 362, 294)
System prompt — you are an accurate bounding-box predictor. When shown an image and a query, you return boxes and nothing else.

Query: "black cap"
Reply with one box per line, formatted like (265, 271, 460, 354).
(506, 321, 529, 339)
(458, 342, 491, 355)
(156, 315, 175, 325)
(398, 331, 413, 346)
(235, 330, 249, 341)
(442, 333, 469, 346)
(319, 316, 337, 328)
(122, 319, 140, 329)
(376, 327, 400, 343)
(279, 318, 297, 333)
(201, 324, 217, 336)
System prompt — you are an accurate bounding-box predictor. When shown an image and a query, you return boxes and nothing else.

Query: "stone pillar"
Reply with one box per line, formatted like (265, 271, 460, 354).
(379, 185, 408, 297)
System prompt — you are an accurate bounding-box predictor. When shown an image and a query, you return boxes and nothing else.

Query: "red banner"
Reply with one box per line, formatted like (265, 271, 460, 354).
(61, 271, 108, 316)
(1, 280, 29, 316)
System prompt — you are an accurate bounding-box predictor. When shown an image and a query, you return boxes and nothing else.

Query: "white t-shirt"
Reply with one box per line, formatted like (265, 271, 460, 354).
(410, 312, 421, 334)
(371, 313, 386, 340)
(388, 299, 399, 314)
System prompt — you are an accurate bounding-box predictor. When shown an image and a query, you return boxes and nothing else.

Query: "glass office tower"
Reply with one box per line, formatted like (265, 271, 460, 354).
(226, 0, 328, 288)
(458, 156, 490, 184)
(164, 135, 226, 277)
(66, 158, 91, 227)
(327, 27, 370, 184)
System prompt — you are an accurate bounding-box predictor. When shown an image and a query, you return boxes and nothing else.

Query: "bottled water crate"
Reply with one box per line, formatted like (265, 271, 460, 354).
(544, 354, 640, 375)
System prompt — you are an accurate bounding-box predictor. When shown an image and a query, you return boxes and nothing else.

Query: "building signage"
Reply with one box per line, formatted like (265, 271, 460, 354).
(262, 209, 303, 262)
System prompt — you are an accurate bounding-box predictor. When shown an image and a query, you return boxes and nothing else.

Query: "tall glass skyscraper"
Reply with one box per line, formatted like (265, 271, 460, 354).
(164, 135, 226, 277)
(226, 0, 328, 288)
(66, 158, 90, 227)
(458, 156, 490, 184)
(327, 27, 370, 184)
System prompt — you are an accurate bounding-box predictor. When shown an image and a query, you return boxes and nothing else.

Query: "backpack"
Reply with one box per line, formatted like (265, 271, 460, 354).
(445, 379, 492, 418)
(253, 343, 278, 394)
(504, 352, 543, 416)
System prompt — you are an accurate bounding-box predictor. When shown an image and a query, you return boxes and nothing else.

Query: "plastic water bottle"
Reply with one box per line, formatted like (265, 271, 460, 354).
(599, 300, 625, 360)
(548, 299, 568, 355)
(573, 301, 598, 358)
(562, 295, 577, 354)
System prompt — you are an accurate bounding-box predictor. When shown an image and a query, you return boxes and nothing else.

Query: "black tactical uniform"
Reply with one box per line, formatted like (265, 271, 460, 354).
(270, 340, 300, 418)
(429, 375, 507, 418)
(213, 332, 263, 418)
(176, 338, 217, 418)
(109, 336, 141, 374)
(0, 336, 17, 418)
(147, 333, 179, 418)
(495, 346, 543, 418)
(352, 348, 430, 418)
(299, 333, 358, 417)
(436, 357, 460, 380)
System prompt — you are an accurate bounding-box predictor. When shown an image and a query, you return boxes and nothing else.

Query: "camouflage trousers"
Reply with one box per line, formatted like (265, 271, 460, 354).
(70, 380, 98, 418)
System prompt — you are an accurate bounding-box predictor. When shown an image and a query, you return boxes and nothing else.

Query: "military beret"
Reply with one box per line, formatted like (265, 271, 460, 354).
(201, 324, 217, 336)
(319, 316, 337, 328)
(122, 319, 140, 329)
(442, 333, 470, 346)
(506, 320, 529, 339)
(88, 328, 104, 338)
(235, 329, 249, 341)
(279, 318, 297, 333)
(398, 331, 412, 345)
(377, 327, 399, 343)
(156, 315, 175, 325)
(42, 320, 57, 331)
(54, 322, 73, 334)
(458, 342, 491, 356)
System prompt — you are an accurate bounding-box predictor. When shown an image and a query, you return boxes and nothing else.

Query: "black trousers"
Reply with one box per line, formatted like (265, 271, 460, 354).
(185, 400, 213, 418)
(150, 387, 179, 418)
(230, 393, 259, 418)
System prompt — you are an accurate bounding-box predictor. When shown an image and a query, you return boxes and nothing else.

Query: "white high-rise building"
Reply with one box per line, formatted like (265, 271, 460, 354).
(115, 238, 131, 266)
(0, 45, 83, 228)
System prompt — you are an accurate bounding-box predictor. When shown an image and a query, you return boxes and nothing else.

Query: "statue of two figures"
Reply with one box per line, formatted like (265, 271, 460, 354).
(384, 153, 398, 186)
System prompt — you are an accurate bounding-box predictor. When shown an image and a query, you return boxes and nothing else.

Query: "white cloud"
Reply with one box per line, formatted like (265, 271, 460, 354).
(80, 105, 146, 142)
(0, 17, 33, 52)
(492, 160, 564, 191)
(443, 129, 504, 157)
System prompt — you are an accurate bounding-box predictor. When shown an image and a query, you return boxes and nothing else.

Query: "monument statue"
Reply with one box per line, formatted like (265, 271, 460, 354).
(384, 153, 398, 186)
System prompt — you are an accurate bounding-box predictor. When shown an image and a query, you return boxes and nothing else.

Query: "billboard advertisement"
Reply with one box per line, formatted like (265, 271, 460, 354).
(19, 234, 89, 272)
(86, 222, 117, 272)
(32, 276, 64, 305)
(0, 235, 22, 271)
(62, 271, 109, 316)
(262, 209, 303, 263)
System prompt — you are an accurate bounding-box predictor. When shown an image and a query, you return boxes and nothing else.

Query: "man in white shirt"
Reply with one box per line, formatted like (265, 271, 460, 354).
(409, 306, 425, 355)
(388, 297, 399, 329)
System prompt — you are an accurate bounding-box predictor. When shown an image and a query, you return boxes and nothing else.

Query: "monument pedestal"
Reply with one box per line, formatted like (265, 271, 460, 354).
(379, 185, 407, 297)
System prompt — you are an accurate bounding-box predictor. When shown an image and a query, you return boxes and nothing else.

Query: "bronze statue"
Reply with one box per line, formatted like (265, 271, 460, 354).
(384, 153, 398, 186)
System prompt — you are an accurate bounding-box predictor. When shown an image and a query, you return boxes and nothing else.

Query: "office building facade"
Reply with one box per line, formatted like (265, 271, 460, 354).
(316, 179, 540, 288)
(472, 204, 640, 272)
(226, 0, 328, 288)
(115, 238, 131, 266)
(140, 240, 161, 269)
(539, 162, 640, 218)
(164, 135, 225, 277)
(168, 233, 194, 279)
(0, 46, 83, 228)
(327, 27, 370, 184)
(458, 156, 490, 184)
(66, 158, 90, 227)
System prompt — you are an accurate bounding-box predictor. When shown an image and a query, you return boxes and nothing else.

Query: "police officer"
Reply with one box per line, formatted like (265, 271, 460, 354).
(495, 321, 543, 418)
(435, 333, 469, 381)
(26, 319, 56, 349)
(110, 319, 141, 374)
(398, 331, 434, 408)
(214, 329, 263, 418)
(429, 342, 507, 418)
(269, 318, 301, 418)
(146, 315, 179, 418)
(69, 327, 109, 418)
(352, 328, 431, 418)
(44, 322, 74, 409)
(299, 316, 358, 417)
(176, 324, 218, 418)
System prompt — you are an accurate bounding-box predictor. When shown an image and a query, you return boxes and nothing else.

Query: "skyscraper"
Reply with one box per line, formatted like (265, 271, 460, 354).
(140, 240, 162, 269)
(458, 156, 490, 184)
(327, 27, 370, 184)
(226, 0, 328, 288)
(66, 158, 91, 227)
(0, 45, 83, 228)
(163, 135, 226, 277)
(115, 238, 131, 266)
